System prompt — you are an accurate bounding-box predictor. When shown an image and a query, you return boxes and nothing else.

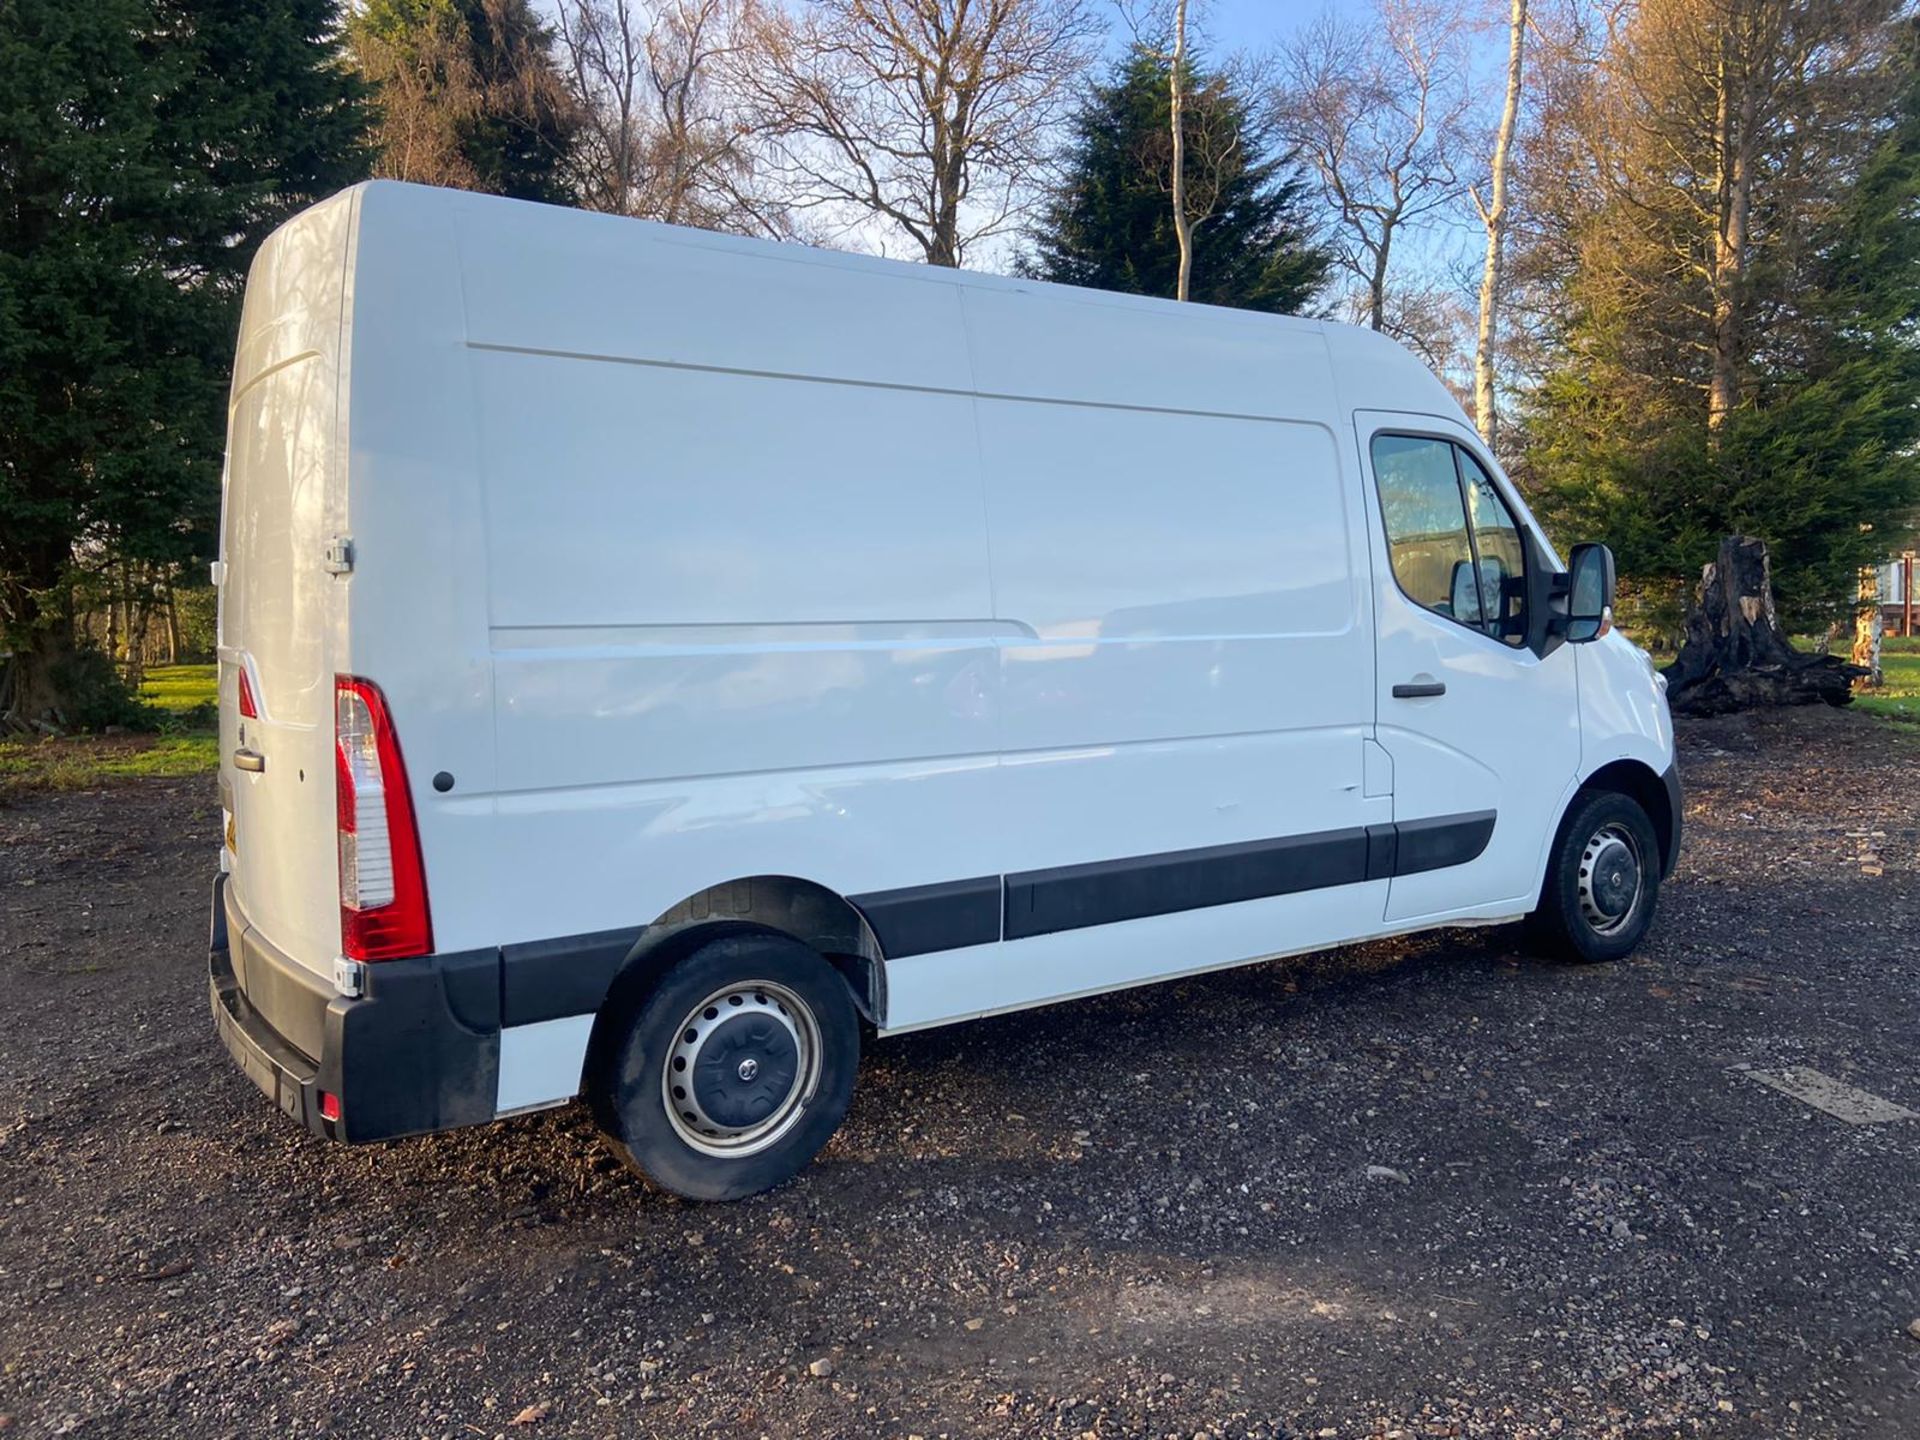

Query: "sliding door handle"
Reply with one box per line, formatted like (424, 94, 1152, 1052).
(1391, 681, 1447, 699)
(232, 748, 266, 773)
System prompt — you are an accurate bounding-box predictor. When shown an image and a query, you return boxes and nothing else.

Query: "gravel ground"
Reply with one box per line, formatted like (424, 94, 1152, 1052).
(3, 706, 1919, 1439)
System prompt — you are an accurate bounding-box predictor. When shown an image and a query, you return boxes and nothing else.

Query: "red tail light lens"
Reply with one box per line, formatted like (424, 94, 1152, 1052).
(334, 676, 433, 961)
(236, 666, 259, 719)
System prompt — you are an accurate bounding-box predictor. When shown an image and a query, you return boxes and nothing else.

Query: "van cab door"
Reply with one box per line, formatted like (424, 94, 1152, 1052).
(1353, 412, 1579, 923)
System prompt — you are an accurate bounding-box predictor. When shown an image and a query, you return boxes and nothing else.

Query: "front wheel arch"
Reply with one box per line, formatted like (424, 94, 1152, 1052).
(1527, 787, 1663, 962)
(1577, 758, 1680, 880)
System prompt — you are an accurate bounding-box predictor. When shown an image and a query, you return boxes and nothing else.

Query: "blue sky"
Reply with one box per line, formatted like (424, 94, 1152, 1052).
(1134, 0, 1512, 314)
(1193, 0, 1319, 52)
(1176, 0, 1506, 70)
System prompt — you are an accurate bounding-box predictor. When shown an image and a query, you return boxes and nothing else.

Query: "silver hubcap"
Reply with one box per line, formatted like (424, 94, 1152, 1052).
(663, 981, 822, 1158)
(1577, 822, 1643, 937)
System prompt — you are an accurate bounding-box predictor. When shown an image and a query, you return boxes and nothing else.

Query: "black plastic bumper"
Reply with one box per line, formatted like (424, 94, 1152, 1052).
(1659, 761, 1683, 880)
(208, 874, 503, 1142)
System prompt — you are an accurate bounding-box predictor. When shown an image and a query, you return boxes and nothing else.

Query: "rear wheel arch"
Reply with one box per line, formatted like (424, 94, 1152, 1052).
(582, 877, 882, 1127)
(589, 923, 861, 1199)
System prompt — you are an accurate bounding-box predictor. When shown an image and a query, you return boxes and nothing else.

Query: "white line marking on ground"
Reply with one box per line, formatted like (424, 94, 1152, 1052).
(1741, 1066, 1917, 1124)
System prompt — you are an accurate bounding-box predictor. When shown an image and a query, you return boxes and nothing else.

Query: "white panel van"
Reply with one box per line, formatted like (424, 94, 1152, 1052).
(209, 182, 1679, 1200)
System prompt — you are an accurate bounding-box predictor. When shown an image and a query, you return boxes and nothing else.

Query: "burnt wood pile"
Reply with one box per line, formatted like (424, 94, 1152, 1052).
(1662, 536, 1863, 717)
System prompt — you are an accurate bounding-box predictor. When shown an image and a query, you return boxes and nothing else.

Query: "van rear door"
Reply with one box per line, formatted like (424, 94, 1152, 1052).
(217, 196, 356, 981)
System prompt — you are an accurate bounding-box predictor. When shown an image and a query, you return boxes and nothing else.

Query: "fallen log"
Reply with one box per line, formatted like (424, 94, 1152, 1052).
(1661, 536, 1864, 717)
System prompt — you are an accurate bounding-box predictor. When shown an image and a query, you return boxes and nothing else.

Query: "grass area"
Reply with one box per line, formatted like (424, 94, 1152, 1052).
(1856, 634, 1920, 728)
(0, 734, 219, 792)
(139, 662, 217, 720)
(0, 662, 218, 796)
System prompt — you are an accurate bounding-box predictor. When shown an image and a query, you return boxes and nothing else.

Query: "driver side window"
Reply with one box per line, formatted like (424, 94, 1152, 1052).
(1372, 434, 1528, 647)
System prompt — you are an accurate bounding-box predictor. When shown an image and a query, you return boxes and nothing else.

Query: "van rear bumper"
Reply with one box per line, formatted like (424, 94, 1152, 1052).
(208, 874, 502, 1142)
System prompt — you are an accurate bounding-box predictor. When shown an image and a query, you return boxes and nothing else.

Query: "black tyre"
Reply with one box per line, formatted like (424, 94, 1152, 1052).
(1527, 789, 1662, 963)
(597, 927, 858, 1201)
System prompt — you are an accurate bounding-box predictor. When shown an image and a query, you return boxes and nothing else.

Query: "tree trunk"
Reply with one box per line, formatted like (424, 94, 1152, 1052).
(0, 544, 74, 730)
(1853, 563, 1883, 684)
(1663, 536, 1862, 716)
(126, 589, 152, 689)
(1707, 26, 1754, 438)
(164, 574, 181, 666)
(1170, 0, 1193, 303)
(2, 622, 79, 734)
(1474, 0, 1525, 448)
(1367, 230, 1392, 332)
(106, 585, 121, 667)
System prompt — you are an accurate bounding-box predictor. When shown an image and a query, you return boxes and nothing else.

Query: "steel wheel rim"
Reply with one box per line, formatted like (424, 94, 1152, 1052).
(662, 981, 822, 1158)
(1577, 821, 1644, 937)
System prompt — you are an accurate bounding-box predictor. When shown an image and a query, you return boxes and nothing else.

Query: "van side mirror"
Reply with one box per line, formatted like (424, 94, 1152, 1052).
(1449, 560, 1482, 624)
(1451, 556, 1511, 634)
(1560, 542, 1615, 644)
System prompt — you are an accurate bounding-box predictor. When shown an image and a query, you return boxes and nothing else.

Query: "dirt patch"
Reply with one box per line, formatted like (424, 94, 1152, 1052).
(2, 710, 1918, 1438)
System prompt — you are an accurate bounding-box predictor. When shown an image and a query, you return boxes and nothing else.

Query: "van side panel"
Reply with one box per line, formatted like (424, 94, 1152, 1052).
(882, 299, 1387, 1030)
(457, 203, 974, 392)
(339, 187, 501, 955)
(449, 197, 1003, 993)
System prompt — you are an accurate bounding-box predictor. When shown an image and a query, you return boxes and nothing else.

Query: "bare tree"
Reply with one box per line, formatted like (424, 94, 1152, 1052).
(741, 0, 1102, 267)
(351, 3, 488, 190)
(350, 0, 582, 200)
(1117, 0, 1257, 304)
(1271, 0, 1476, 334)
(1472, 0, 1526, 447)
(1170, 0, 1193, 299)
(556, 0, 787, 233)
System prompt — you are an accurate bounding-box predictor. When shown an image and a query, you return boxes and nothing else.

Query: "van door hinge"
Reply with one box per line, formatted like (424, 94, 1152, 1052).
(323, 536, 355, 575)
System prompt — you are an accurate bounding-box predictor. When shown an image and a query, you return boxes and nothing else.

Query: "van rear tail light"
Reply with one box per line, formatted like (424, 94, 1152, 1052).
(236, 666, 259, 719)
(334, 676, 433, 961)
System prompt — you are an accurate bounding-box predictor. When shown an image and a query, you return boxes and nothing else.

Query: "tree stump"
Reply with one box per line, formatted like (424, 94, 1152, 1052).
(1661, 536, 1864, 717)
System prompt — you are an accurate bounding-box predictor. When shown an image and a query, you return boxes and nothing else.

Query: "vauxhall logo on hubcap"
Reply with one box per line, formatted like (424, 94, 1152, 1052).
(737, 1058, 760, 1082)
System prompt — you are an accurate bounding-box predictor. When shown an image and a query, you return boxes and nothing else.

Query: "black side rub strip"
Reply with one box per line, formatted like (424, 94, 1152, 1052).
(848, 876, 1001, 960)
(851, 810, 1499, 953)
(1395, 810, 1496, 877)
(1006, 827, 1370, 941)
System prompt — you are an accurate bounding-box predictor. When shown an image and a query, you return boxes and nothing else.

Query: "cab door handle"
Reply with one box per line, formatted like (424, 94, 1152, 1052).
(1391, 681, 1447, 699)
(232, 748, 266, 773)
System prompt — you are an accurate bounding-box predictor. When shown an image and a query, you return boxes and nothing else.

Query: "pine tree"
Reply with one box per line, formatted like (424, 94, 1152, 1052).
(1518, 3, 1918, 634)
(1026, 47, 1328, 314)
(1720, 27, 1920, 618)
(349, 0, 579, 205)
(0, 0, 371, 725)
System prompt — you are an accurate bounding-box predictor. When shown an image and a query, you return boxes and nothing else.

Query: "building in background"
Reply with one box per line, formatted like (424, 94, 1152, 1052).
(1880, 554, 1915, 637)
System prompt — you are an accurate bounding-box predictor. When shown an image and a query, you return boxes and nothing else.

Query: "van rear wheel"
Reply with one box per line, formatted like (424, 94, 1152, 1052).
(597, 929, 858, 1201)
(1527, 790, 1661, 963)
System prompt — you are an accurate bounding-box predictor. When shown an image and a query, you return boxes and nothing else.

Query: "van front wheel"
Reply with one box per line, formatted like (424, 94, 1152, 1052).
(597, 929, 858, 1201)
(1528, 790, 1661, 963)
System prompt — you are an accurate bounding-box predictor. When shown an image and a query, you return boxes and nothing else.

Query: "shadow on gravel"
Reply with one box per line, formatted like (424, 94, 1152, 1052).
(4, 707, 1919, 1438)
